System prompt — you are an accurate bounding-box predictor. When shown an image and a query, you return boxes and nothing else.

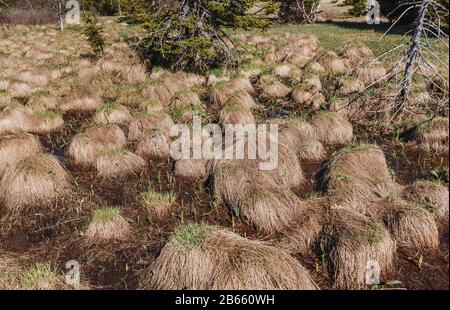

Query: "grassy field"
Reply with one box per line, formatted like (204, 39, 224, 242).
(251, 21, 449, 64)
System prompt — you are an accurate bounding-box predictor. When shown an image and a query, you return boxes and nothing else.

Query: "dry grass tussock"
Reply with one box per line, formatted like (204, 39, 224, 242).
(219, 100, 255, 125)
(317, 51, 348, 74)
(93, 102, 132, 125)
(278, 201, 325, 255)
(273, 119, 326, 161)
(238, 186, 307, 234)
(0, 153, 71, 210)
(96, 148, 147, 179)
(324, 209, 396, 289)
(135, 129, 171, 160)
(259, 75, 291, 100)
(402, 180, 449, 221)
(322, 144, 396, 203)
(142, 224, 318, 290)
(174, 158, 209, 181)
(0, 253, 84, 290)
(128, 112, 174, 141)
(310, 112, 353, 145)
(60, 93, 103, 113)
(373, 201, 439, 250)
(141, 188, 176, 220)
(340, 43, 374, 66)
(354, 61, 387, 85)
(0, 104, 38, 135)
(338, 76, 364, 95)
(85, 207, 131, 242)
(411, 117, 448, 153)
(0, 133, 43, 176)
(66, 125, 127, 168)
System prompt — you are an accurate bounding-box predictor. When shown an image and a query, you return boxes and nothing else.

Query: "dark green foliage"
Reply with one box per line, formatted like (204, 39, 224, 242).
(279, 0, 321, 22)
(380, 0, 448, 29)
(81, 12, 105, 55)
(131, 0, 279, 73)
(80, 0, 119, 15)
(345, 0, 367, 16)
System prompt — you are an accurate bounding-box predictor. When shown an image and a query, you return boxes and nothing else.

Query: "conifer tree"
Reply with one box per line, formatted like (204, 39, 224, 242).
(131, 0, 279, 72)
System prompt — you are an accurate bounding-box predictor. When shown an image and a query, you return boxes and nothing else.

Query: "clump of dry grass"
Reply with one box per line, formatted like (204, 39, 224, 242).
(119, 63, 147, 84)
(128, 112, 174, 141)
(0, 254, 71, 290)
(238, 186, 305, 233)
(322, 144, 396, 202)
(310, 112, 353, 145)
(219, 100, 255, 125)
(0, 104, 38, 135)
(0, 153, 71, 210)
(27, 95, 59, 111)
(402, 180, 449, 221)
(259, 75, 291, 100)
(226, 89, 256, 110)
(265, 143, 305, 190)
(324, 209, 396, 289)
(273, 119, 326, 161)
(317, 51, 348, 74)
(174, 158, 209, 181)
(411, 117, 448, 153)
(338, 76, 364, 95)
(354, 61, 387, 85)
(9, 81, 36, 98)
(96, 148, 147, 179)
(135, 129, 171, 160)
(292, 86, 314, 106)
(211, 162, 259, 207)
(32, 109, 64, 133)
(142, 224, 318, 290)
(0, 133, 43, 176)
(141, 188, 176, 220)
(60, 93, 102, 112)
(307, 61, 325, 73)
(273, 64, 299, 79)
(85, 207, 131, 242)
(375, 200, 439, 250)
(93, 102, 132, 125)
(340, 43, 373, 66)
(66, 125, 127, 168)
(278, 201, 325, 255)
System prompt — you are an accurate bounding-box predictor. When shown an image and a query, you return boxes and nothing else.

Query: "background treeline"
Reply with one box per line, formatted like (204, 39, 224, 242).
(346, 0, 448, 28)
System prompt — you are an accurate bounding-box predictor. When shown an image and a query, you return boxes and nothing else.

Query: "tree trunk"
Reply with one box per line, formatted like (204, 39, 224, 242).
(398, 0, 431, 110)
(59, 1, 64, 31)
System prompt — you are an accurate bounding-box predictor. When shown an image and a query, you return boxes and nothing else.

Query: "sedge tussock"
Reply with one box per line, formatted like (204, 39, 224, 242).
(96, 148, 147, 179)
(85, 207, 131, 242)
(0, 153, 71, 209)
(310, 112, 353, 145)
(66, 125, 127, 168)
(128, 112, 174, 141)
(402, 180, 449, 222)
(92, 102, 132, 125)
(324, 209, 396, 289)
(322, 144, 395, 202)
(0, 133, 43, 176)
(142, 224, 318, 290)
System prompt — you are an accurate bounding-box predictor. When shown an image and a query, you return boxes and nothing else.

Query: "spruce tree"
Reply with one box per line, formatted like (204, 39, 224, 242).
(130, 0, 279, 73)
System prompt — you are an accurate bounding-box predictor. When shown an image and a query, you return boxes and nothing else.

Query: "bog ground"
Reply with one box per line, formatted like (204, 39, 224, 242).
(0, 17, 448, 290)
